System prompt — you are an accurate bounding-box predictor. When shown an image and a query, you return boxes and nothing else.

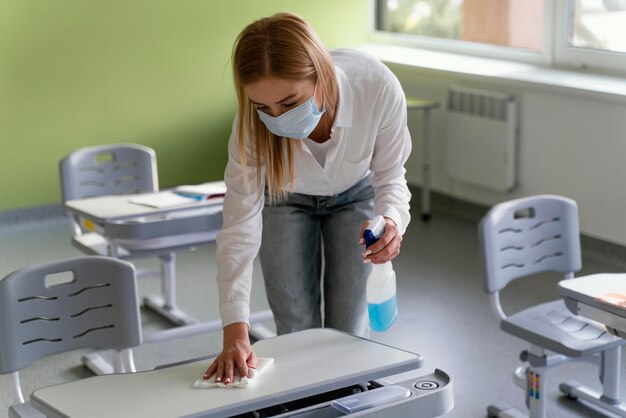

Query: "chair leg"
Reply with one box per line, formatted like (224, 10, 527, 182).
(526, 366, 547, 417)
(123, 349, 137, 373)
(487, 346, 548, 418)
(9, 372, 24, 405)
(112, 350, 125, 373)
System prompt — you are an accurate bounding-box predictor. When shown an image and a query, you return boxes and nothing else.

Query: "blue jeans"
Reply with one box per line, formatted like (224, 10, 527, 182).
(259, 176, 375, 337)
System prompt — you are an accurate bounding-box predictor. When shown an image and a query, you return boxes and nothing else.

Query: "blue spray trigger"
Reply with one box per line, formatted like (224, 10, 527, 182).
(363, 215, 386, 248)
(363, 230, 379, 248)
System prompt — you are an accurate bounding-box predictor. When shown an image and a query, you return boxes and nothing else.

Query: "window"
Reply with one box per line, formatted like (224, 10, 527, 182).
(377, 0, 464, 43)
(555, 0, 626, 74)
(376, 0, 542, 51)
(374, 0, 626, 74)
(570, 0, 626, 53)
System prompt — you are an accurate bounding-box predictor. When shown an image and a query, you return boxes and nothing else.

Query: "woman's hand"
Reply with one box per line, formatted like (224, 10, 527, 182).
(359, 216, 402, 264)
(203, 322, 257, 384)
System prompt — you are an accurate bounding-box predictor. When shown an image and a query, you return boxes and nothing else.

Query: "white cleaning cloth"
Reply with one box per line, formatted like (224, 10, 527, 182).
(192, 357, 274, 389)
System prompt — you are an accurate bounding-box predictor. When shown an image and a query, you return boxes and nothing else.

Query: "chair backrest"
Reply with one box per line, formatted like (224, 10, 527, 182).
(0, 256, 142, 375)
(59, 143, 158, 201)
(479, 194, 582, 295)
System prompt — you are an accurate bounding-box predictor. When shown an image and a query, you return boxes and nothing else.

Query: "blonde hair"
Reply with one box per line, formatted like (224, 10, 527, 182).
(232, 12, 338, 203)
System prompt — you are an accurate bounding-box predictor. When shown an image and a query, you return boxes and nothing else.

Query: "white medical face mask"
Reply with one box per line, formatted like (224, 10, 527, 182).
(256, 82, 325, 140)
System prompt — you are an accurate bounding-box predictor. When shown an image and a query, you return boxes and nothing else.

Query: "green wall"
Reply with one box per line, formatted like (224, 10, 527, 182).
(0, 0, 370, 212)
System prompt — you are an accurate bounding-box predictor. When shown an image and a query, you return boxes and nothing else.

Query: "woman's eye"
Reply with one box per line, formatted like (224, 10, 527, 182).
(282, 102, 297, 108)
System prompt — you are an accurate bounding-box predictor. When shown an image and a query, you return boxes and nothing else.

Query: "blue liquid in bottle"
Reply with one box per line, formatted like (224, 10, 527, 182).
(368, 294, 398, 332)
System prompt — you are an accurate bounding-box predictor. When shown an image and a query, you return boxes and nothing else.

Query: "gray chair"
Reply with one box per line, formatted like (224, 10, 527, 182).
(0, 256, 142, 418)
(479, 194, 626, 418)
(59, 143, 158, 258)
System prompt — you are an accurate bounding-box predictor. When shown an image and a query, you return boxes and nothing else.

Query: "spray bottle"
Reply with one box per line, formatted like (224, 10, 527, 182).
(362, 215, 397, 332)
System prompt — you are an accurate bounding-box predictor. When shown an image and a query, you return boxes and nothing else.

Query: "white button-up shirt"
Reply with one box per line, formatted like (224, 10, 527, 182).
(216, 48, 412, 327)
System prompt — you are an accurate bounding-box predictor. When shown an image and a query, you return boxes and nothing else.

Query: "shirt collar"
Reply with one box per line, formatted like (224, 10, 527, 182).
(333, 65, 352, 129)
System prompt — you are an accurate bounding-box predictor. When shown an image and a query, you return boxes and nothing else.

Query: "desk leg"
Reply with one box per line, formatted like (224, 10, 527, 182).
(421, 108, 431, 221)
(560, 345, 626, 417)
(161, 252, 176, 309)
(143, 253, 199, 326)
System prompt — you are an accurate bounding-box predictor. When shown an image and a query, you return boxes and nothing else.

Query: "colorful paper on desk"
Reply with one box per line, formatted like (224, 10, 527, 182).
(128, 191, 198, 209)
(192, 357, 274, 389)
(597, 289, 626, 307)
(175, 181, 227, 198)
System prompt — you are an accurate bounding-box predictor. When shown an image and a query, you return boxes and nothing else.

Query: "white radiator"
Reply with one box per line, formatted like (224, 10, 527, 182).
(445, 85, 517, 192)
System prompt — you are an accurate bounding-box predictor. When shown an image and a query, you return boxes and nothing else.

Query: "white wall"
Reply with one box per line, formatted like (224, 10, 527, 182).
(391, 65, 626, 247)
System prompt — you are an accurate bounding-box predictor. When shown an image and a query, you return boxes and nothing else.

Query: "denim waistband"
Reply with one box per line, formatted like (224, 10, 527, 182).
(266, 175, 374, 214)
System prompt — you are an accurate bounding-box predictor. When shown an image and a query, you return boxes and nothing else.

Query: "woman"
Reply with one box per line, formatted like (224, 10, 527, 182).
(204, 12, 411, 384)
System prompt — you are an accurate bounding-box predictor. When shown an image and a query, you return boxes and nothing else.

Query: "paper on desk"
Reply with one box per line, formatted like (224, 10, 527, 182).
(192, 358, 274, 389)
(175, 181, 227, 198)
(597, 289, 626, 307)
(128, 191, 198, 209)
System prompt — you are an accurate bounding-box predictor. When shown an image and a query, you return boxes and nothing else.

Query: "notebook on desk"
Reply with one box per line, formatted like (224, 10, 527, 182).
(128, 181, 226, 209)
(128, 191, 200, 209)
(175, 181, 227, 199)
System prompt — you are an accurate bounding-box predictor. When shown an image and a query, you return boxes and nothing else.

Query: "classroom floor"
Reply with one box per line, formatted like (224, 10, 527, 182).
(1, 197, 625, 417)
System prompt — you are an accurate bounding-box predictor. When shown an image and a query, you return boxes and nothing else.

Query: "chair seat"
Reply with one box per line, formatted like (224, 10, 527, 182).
(502, 299, 624, 357)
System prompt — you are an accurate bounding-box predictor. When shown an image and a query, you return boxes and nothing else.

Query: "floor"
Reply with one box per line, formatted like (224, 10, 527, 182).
(1, 198, 626, 417)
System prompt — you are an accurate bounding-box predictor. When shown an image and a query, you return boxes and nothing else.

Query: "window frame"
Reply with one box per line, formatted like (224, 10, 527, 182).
(553, 0, 626, 74)
(371, 0, 626, 76)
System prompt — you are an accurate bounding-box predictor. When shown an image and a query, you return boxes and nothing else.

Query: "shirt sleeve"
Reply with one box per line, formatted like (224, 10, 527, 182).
(216, 115, 265, 327)
(370, 67, 412, 235)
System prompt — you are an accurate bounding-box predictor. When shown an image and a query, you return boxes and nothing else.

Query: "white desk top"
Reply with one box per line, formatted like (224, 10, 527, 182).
(559, 273, 626, 317)
(558, 273, 626, 341)
(31, 328, 423, 418)
(65, 192, 223, 223)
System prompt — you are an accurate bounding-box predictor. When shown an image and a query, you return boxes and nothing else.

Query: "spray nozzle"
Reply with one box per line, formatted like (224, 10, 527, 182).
(363, 215, 386, 248)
